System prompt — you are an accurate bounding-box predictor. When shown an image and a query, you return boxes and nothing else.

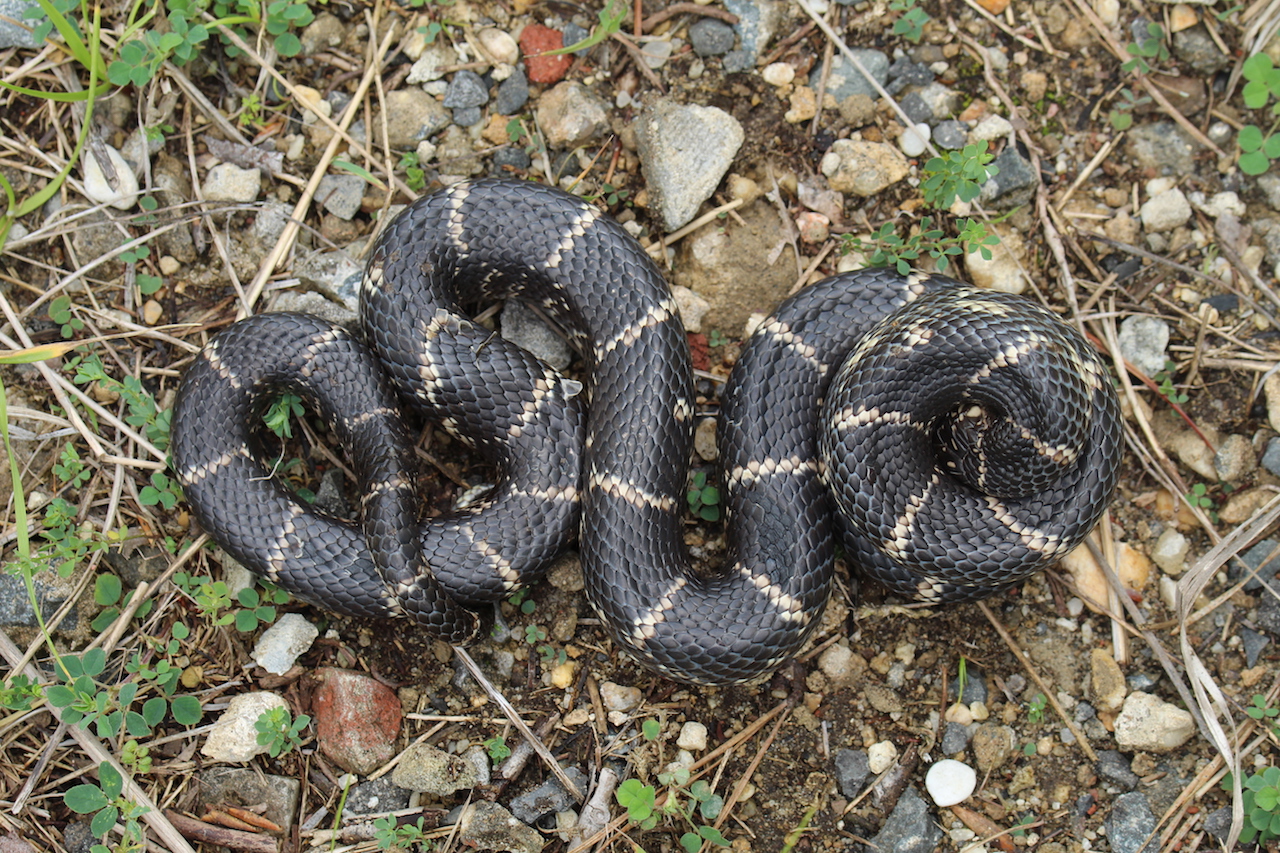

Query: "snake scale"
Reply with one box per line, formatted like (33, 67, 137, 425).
(172, 178, 1122, 685)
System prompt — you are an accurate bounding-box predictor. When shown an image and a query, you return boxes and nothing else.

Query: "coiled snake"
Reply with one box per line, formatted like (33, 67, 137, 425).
(172, 179, 1122, 685)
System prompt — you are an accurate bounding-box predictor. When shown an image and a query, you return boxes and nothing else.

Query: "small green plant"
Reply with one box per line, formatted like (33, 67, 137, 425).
(120, 244, 163, 296)
(0, 674, 41, 711)
(1026, 693, 1047, 725)
(1010, 814, 1036, 838)
(1021, 741, 1037, 757)
(255, 706, 310, 758)
(1153, 361, 1188, 405)
(45, 647, 200, 739)
(616, 778, 659, 829)
(172, 573, 288, 631)
(706, 330, 729, 348)
(28, 496, 112, 577)
(1108, 87, 1150, 131)
(55, 442, 92, 488)
(920, 141, 998, 209)
(120, 739, 152, 774)
(523, 623, 547, 645)
(263, 393, 304, 439)
(1185, 482, 1217, 518)
(687, 470, 721, 522)
(399, 151, 428, 192)
(49, 295, 85, 338)
(1224, 766, 1280, 845)
(64, 761, 150, 853)
(889, 0, 930, 43)
(373, 814, 431, 851)
(583, 182, 630, 207)
(71, 354, 173, 451)
(508, 587, 537, 616)
(840, 216, 998, 276)
(1247, 694, 1280, 739)
(139, 470, 181, 510)
(642, 717, 661, 740)
(1238, 53, 1280, 175)
(1122, 22, 1169, 75)
(483, 735, 511, 762)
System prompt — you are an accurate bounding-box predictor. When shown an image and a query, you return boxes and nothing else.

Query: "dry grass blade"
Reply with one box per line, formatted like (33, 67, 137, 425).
(1176, 494, 1280, 849)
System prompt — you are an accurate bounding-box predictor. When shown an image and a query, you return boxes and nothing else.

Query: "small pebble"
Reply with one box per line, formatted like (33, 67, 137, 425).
(867, 740, 897, 774)
(677, 722, 708, 751)
(762, 62, 795, 87)
(899, 122, 931, 157)
(925, 759, 977, 807)
(600, 681, 642, 712)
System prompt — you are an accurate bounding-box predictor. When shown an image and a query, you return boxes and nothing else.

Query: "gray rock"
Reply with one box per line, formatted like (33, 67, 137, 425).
(377, 89, 451, 148)
(407, 42, 458, 83)
(501, 300, 571, 370)
(1114, 692, 1195, 752)
(1261, 437, 1280, 476)
(933, 120, 968, 149)
(311, 468, 351, 517)
(940, 722, 972, 755)
(820, 139, 908, 197)
(1140, 188, 1192, 232)
(721, 49, 752, 72)
(1257, 174, 1280, 211)
(1125, 671, 1159, 692)
(292, 250, 365, 309)
(316, 173, 365, 220)
(0, 573, 76, 631)
(811, 49, 889, 101)
(689, 18, 735, 56)
(202, 692, 289, 762)
(635, 99, 744, 231)
(834, 749, 870, 797)
(444, 69, 489, 108)
(445, 802, 542, 853)
(392, 743, 480, 795)
(298, 12, 344, 55)
(62, 820, 95, 853)
(899, 91, 933, 124)
(867, 787, 941, 853)
(1096, 750, 1140, 789)
(494, 147, 531, 172)
(1075, 700, 1097, 722)
(202, 163, 261, 203)
(978, 147, 1035, 208)
(1232, 539, 1280, 592)
(1171, 24, 1228, 75)
(1127, 121, 1200, 175)
(1242, 626, 1270, 667)
(509, 767, 588, 823)
(495, 68, 529, 115)
(537, 81, 610, 150)
(1214, 433, 1256, 482)
(0, 0, 39, 47)
(251, 613, 319, 675)
(947, 667, 987, 704)
(1260, 591, 1280, 636)
(1105, 791, 1158, 853)
(199, 767, 302, 831)
(722, 0, 782, 60)
(451, 107, 483, 127)
(1203, 806, 1232, 842)
(915, 82, 961, 120)
(1116, 315, 1169, 378)
(885, 57, 933, 92)
(342, 777, 412, 816)
(271, 289, 357, 326)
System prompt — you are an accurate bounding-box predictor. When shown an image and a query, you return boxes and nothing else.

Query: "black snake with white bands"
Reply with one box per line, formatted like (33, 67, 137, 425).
(172, 179, 1122, 685)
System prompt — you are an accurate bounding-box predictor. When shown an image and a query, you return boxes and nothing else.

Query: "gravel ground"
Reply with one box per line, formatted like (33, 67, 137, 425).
(3, 0, 1280, 851)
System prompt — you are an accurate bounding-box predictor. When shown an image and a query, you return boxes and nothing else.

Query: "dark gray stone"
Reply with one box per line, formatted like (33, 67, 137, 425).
(451, 107, 483, 127)
(1243, 626, 1270, 667)
(1232, 539, 1280, 592)
(979, 147, 1036, 208)
(1106, 792, 1157, 853)
(940, 722, 971, 755)
(834, 749, 870, 798)
(689, 18, 735, 56)
(495, 68, 529, 115)
(311, 468, 351, 517)
(1096, 750, 1140, 790)
(509, 767, 589, 823)
(1203, 806, 1232, 841)
(1125, 672, 1159, 692)
(899, 91, 933, 124)
(865, 787, 942, 853)
(722, 49, 752, 73)
(811, 49, 889, 102)
(933, 120, 968, 149)
(494, 146, 531, 172)
(1075, 701, 1097, 723)
(1172, 24, 1229, 75)
(444, 69, 489, 108)
(0, 573, 75, 630)
(885, 57, 934, 94)
(1265, 439, 1280, 478)
(1260, 592, 1280, 637)
(1203, 293, 1238, 314)
(561, 22, 590, 55)
(947, 668, 988, 704)
(1127, 121, 1200, 175)
(343, 777, 412, 816)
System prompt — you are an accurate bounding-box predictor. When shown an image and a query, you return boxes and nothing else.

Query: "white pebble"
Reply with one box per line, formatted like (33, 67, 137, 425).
(82, 144, 139, 210)
(925, 758, 977, 807)
(761, 62, 795, 87)
(899, 122, 931, 157)
(677, 721, 708, 751)
(867, 740, 898, 774)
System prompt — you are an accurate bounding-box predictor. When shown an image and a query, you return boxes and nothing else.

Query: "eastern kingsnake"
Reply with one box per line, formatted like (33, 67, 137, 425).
(172, 178, 1122, 685)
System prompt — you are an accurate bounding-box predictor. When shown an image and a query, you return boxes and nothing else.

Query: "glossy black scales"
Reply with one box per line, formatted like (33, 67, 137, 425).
(173, 179, 1122, 684)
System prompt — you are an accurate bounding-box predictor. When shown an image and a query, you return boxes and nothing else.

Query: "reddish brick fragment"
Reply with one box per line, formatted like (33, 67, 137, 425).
(520, 24, 573, 84)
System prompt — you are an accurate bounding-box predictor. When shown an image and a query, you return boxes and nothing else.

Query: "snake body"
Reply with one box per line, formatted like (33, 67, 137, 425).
(172, 179, 1121, 685)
